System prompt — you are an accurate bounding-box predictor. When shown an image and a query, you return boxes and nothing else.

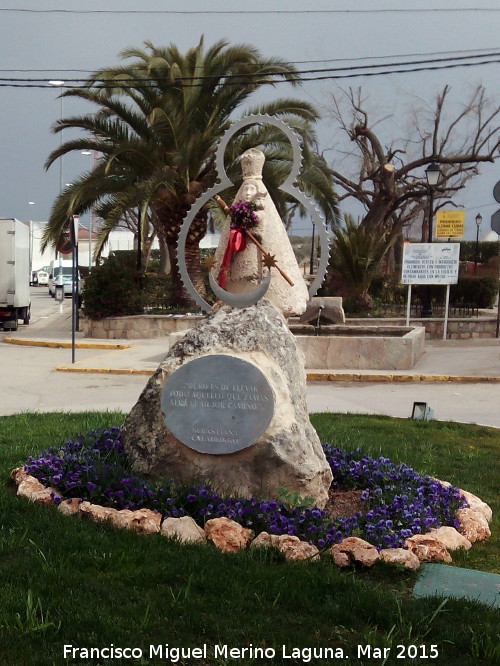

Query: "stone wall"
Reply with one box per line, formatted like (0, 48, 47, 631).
(81, 313, 498, 341)
(417, 318, 498, 340)
(346, 318, 498, 340)
(80, 314, 204, 340)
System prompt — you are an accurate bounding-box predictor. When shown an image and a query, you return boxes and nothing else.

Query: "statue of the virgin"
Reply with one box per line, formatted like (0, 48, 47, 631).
(211, 148, 310, 317)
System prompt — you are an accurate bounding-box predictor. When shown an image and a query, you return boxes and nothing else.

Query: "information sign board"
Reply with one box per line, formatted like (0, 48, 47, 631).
(435, 210, 465, 238)
(401, 243, 460, 285)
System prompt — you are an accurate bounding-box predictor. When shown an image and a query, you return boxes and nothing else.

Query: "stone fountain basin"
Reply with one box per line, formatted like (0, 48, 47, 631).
(289, 324, 425, 370)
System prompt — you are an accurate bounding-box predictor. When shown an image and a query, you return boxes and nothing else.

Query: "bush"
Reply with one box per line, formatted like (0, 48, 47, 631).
(141, 274, 174, 311)
(367, 274, 498, 310)
(459, 240, 500, 263)
(82, 254, 143, 320)
(450, 276, 498, 308)
(409, 277, 498, 309)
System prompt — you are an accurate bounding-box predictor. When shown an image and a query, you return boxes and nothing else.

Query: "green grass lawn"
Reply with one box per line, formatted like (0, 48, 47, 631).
(0, 412, 499, 666)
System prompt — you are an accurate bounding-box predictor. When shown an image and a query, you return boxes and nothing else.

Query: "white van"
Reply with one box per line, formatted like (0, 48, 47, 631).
(36, 270, 49, 286)
(48, 260, 81, 299)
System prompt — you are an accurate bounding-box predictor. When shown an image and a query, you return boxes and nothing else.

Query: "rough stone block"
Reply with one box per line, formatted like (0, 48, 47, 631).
(405, 534, 452, 563)
(204, 517, 253, 553)
(161, 516, 207, 544)
(330, 537, 379, 567)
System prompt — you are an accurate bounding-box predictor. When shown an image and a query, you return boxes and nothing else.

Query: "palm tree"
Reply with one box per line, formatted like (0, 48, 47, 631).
(328, 214, 398, 310)
(43, 38, 338, 306)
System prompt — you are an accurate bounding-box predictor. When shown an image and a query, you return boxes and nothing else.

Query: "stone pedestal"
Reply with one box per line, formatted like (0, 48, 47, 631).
(122, 300, 332, 507)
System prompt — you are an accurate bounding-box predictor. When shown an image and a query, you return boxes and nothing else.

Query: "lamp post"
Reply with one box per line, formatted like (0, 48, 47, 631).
(474, 213, 483, 274)
(48, 80, 65, 192)
(421, 161, 442, 317)
(81, 150, 98, 271)
(49, 80, 66, 274)
(28, 201, 35, 281)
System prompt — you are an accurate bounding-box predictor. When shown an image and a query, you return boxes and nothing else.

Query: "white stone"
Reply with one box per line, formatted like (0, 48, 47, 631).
(456, 508, 491, 543)
(58, 498, 83, 515)
(17, 476, 57, 505)
(80, 502, 119, 523)
(161, 516, 207, 544)
(459, 489, 493, 523)
(379, 548, 420, 570)
(404, 534, 452, 563)
(428, 526, 472, 551)
(10, 467, 29, 485)
(111, 508, 161, 534)
(251, 532, 320, 561)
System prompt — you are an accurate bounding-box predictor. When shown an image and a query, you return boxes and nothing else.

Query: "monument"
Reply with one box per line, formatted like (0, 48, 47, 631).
(122, 116, 333, 507)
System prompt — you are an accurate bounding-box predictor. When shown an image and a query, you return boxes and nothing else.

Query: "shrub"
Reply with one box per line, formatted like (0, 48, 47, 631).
(459, 240, 500, 263)
(367, 274, 498, 310)
(450, 276, 498, 308)
(82, 254, 143, 320)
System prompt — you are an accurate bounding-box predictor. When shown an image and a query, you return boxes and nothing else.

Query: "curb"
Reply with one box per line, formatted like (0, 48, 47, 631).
(3, 337, 131, 350)
(51, 365, 500, 383)
(306, 372, 500, 383)
(55, 366, 153, 376)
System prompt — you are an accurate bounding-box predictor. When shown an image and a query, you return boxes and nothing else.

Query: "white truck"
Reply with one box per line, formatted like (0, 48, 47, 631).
(0, 218, 31, 331)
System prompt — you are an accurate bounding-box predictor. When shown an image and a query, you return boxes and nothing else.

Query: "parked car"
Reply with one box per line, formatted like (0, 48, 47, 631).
(48, 260, 82, 304)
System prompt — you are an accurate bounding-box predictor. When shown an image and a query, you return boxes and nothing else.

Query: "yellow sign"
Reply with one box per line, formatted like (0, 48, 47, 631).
(435, 210, 465, 238)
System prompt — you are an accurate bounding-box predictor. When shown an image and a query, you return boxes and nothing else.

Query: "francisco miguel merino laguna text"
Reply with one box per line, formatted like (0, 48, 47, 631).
(63, 643, 350, 661)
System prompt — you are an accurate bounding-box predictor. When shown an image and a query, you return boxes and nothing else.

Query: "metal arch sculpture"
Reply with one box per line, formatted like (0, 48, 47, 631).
(177, 114, 330, 312)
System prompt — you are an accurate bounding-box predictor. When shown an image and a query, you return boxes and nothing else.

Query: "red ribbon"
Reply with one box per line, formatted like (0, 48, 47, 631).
(218, 228, 247, 288)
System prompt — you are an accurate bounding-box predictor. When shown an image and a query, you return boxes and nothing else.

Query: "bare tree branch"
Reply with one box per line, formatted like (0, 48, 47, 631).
(326, 84, 499, 241)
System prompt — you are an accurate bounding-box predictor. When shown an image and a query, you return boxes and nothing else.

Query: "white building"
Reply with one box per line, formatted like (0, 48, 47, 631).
(28, 221, 138, 271)
(27, 220, 219, 272)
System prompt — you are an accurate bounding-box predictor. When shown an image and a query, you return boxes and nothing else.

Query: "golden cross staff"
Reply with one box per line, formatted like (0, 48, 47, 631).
(214, 195, 294, 286)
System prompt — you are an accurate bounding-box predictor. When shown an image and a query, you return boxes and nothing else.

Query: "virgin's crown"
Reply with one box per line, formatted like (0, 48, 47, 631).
(240, 148, 265, 179)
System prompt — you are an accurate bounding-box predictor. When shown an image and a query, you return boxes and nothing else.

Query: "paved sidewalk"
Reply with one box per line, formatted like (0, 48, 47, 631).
(5, 306, 500, 381)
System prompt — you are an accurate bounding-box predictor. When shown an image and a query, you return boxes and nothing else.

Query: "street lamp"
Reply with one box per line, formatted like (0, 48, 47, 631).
(81, 150, 98, 270)
(474, 213, 483, 274)
(28, 202, 35, 280)
(421, 161, 442, 317)
(48, 80, 65, 192)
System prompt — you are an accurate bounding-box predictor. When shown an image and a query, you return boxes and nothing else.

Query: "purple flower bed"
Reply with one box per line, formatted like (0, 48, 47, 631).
(24, 428, 466, 550)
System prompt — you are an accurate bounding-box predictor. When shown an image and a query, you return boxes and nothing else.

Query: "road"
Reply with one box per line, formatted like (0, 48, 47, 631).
(0, 288, 149, 415)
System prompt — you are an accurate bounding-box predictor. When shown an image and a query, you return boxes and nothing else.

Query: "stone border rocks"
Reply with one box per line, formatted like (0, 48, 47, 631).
(10, 467, 492, 570)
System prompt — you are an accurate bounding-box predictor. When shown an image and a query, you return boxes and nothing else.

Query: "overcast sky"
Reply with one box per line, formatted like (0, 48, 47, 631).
(0, 0, 498, 240)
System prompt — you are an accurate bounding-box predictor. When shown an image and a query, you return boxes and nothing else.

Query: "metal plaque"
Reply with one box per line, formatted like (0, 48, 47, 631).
(161, 354, 275, 455)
